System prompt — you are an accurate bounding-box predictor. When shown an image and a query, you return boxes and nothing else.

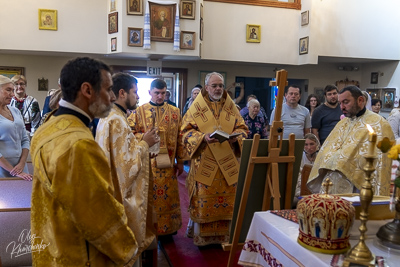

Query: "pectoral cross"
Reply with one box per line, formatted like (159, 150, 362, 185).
(322, 177, 333, 195)
(193, 103, 209, 123)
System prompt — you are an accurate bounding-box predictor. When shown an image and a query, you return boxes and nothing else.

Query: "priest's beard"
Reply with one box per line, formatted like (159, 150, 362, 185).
(89, 98, 112, 118)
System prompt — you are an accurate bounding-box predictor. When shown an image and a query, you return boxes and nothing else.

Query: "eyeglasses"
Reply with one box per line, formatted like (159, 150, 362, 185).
(15, 83, 26, 87)
(207, 84, 225, 89)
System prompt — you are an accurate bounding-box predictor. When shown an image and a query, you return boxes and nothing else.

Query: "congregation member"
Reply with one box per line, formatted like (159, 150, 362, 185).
(0, 75, 32, 180)
(180, 72, 248, 246)
(240, 94, 268, 121)
(243, 99, 268, 139)
(182, 86, 201, 115)
(30, 57, 139, 266)
(305, 93, 321, 118)
(10, 75, 41, 137)
(294, 133, 320, 197)
(128, 78, 184, 236)
(371, 99, 383, 114)
(96, 73, 159, 265)
(39, 88, 62, 126)
(388, 106, 400, 140)
(311, 85, 342, 145)
(164, 89, 176, 106)
(269, 85, 311, 139)
(225, 81, 245, 104)
(307, 86, 394, 195)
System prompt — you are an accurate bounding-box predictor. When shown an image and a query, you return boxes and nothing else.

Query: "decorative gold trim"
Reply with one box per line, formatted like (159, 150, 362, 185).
(204, 0, 301, 10)
(298, 238, 350, 255)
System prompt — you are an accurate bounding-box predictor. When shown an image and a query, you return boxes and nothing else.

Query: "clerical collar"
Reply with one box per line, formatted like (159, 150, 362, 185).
(149, 101, 165, 107)
(56, 99, 92, 127)
(114, 103, 126, 114)
(356, 107, 366, 117)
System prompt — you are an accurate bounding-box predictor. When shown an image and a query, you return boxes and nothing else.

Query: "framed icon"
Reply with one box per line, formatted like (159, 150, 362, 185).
(128, 27, 144, 47)
(299, 36, 309, 55)
(108, 12, 118, 34)
(38, 9, 57, 31)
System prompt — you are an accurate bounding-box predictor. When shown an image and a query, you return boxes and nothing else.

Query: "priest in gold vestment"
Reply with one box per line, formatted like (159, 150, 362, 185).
(30, 58, 138, 266)
(96, 73, 159, 265)
(308, 86, 394, 196)
(180, 72, 248, 246)
(128, 78, 184, 236)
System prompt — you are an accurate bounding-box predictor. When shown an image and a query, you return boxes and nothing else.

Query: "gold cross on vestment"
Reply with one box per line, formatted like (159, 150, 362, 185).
(224, 102, 235, 121)
(322, 177, 333, 195)
(193, 103, 209, 123)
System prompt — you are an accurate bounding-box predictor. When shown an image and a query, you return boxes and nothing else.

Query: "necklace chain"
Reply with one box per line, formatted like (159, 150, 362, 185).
(1, 107, 12, 119)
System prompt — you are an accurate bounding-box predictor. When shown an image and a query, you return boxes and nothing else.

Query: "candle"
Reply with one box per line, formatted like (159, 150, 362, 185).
(366, 124, 377, 156)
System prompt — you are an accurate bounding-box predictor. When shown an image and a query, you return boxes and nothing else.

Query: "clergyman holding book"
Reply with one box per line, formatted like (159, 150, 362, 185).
(180, 72, 248, 246)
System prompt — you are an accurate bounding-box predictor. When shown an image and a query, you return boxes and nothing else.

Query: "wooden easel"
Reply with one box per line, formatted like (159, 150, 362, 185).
(227, 69, 297, 267)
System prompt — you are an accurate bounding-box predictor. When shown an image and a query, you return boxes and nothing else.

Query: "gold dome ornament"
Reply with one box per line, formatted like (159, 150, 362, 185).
(296, 178, 356, 254)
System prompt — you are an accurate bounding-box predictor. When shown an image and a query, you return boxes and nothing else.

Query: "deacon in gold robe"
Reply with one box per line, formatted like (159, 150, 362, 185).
(30, 58, 138, 266)
(128, 78, 184, 236)
(96, 73, 159, 265)
(180, 72, 248, 246)
(307, 86, 394, 196)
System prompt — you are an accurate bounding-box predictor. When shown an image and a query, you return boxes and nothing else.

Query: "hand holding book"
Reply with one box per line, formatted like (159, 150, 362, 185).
(209, 130, 242, 143)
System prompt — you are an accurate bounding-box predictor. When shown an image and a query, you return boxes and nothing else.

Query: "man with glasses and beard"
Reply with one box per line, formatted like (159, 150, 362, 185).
(96, 73, 159, 266)
(311, 85, 342, 145)
(30, 57, 139, 266)
(180, 72, 248, 246)
(307, 85, 394, 196)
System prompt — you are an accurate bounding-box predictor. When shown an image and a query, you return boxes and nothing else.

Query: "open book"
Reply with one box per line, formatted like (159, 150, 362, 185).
(209, 130, 243, 143)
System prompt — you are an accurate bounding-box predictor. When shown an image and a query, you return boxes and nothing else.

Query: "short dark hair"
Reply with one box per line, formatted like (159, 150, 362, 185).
(111, 73, 138, 98)
(371, 99, 382, 106)
(324, 84, 338, 95)
(285, 84, 301, 94)
(246, 94, 257, 102)
(60, 57, 111, 102)
(150, 79, 167, 90)
(339, 85, 363, 99)
(194, 84, 202, 89)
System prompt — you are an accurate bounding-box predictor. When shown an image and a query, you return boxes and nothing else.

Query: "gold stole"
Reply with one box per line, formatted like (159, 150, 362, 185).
(189, 94, 240, 186)
(140, 103, 173, 168)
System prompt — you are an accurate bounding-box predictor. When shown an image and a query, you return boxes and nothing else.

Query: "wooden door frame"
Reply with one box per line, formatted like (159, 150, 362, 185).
(111, 65, 188, 110)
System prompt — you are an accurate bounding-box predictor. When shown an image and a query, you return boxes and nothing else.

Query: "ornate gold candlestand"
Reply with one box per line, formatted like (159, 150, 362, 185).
(343, 133, 377, 267)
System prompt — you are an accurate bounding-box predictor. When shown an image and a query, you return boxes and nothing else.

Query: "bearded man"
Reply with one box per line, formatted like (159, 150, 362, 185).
(30, 57, 139, 266)
(311, 84, 342, 145)
(307, 86, 394, 196)
(96, 73, 159, 265)
(180, 72, 248, 246)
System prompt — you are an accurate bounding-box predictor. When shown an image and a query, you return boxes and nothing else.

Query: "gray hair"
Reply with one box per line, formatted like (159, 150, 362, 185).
(205, 72, 224, 85)
(247, 99, 260, 108)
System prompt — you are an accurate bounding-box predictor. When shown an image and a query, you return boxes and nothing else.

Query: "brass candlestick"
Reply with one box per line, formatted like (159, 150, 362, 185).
(343, 130, 377, 267)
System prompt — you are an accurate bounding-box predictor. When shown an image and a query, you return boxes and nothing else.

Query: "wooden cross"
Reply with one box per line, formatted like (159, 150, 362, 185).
(322, 177, 333, 195)
(192, 102, 209, 123)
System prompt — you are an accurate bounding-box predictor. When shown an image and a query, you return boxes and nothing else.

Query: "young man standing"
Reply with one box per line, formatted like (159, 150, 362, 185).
(311, 85, 342, 145)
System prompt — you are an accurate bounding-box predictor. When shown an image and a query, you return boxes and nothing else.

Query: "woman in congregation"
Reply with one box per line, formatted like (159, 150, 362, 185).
(305, 94, 320, 118)
(371, 99, 383, 115)
(182, 86, 201, 116)
(0, 75, 32, 180)
(242, 99, 268, 139)
(10, 75, 41, 138)
(294, 133, 320, 199)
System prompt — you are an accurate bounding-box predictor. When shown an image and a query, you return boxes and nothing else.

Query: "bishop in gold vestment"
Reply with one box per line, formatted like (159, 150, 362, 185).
(128, 79, 184, 236)
(308, 87, 394, 196)
(180, 72, 248, 246)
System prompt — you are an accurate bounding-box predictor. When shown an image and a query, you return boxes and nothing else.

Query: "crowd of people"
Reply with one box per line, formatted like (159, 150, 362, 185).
(1, 57, 400, 266)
